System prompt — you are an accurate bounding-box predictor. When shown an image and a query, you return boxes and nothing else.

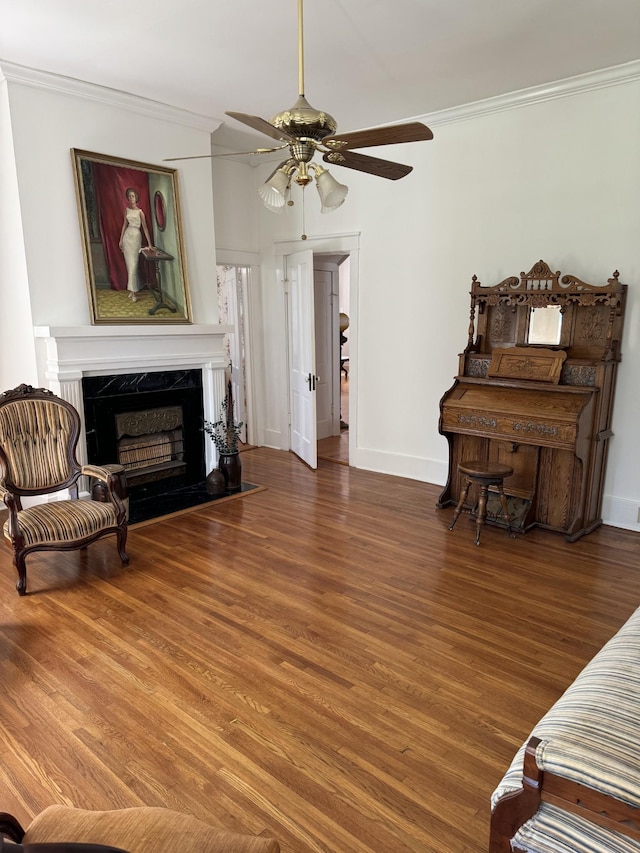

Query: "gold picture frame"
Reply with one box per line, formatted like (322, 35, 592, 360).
(71, 149, 192, 324)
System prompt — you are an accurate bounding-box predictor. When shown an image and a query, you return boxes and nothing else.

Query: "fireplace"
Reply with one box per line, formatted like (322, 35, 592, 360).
(82, 370, 206, 504)
(34, 324, 233, 521)
(116, 406, 186, 486)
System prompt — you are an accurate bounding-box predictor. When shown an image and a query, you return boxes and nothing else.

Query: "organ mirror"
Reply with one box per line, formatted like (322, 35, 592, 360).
(527, 305, 563, 345)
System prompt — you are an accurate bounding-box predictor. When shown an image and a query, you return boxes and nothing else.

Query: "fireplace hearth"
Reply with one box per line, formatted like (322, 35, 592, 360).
(83, 370, 206, 507)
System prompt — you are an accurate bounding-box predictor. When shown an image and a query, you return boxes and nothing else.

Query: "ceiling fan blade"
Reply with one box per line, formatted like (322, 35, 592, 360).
(225, 111, 296, 143)
(323, 150, 413, 180)
(163, 154, 212, 162)
(165, 145, 288, 163)
(216, 147, 287, 157)
(323, 121, 433, 151)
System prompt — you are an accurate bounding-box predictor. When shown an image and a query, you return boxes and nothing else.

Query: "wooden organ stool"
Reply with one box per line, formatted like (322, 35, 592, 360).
(448, 460, 515, 545)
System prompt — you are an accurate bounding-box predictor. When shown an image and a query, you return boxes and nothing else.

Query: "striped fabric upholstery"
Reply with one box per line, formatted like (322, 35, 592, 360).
(492, 606, 640, 852)
(0, 399, 74, 489)
(0, 385, 129, 596)
(512, 802, 640, 853)
(3, 499, 118, 546)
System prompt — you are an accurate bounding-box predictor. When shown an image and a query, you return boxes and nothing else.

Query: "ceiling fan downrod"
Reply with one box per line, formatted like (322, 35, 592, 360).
(298, 0, 305, 97)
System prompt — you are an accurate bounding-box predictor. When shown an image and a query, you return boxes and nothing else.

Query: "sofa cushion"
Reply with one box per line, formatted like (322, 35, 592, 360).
(22, 806, 280, 853)
(512, 801, 640, 853)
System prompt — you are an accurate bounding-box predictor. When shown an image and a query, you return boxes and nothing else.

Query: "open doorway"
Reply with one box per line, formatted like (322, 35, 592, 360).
(216, 264, 252, 446)
(314, 254, 350, 465)
(280, 231, 359, 471)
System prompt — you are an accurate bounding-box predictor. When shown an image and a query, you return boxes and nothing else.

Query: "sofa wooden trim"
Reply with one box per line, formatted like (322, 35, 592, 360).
(490, 736, 640, 852)
(490, 603, 640, 853)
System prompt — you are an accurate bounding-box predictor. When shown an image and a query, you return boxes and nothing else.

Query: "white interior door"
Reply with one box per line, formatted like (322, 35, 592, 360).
(287, 249, 317, 468)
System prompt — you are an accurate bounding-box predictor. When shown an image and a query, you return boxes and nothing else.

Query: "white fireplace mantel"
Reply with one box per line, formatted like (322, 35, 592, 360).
(34, 324, 234, 472)
(34, 324, 234, 380)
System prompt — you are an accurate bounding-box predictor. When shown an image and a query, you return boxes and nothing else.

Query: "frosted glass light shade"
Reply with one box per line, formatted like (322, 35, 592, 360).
(315, 168, 348, 213)
(258, 168, 291, 212)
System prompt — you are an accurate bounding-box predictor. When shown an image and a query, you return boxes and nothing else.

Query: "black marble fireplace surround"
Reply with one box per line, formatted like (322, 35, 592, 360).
(82, 369, 207, 520)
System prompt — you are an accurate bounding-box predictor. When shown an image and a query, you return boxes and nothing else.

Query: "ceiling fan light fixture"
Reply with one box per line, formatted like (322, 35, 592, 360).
(258, 166, 291, 212)
(314, 167, 349, 213)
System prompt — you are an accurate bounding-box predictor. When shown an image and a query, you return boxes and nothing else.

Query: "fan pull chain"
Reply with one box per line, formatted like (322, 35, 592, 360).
(301, 185, 307, 240)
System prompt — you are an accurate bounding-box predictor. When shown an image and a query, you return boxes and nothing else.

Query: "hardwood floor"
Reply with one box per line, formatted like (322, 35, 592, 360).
(317, 432, 349, 465)
(0, 447, 639, 852)
(317, 373, 349, 465)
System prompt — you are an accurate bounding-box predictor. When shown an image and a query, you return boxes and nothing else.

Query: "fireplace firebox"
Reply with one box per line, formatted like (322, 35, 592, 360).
(82, 370, 206, 505)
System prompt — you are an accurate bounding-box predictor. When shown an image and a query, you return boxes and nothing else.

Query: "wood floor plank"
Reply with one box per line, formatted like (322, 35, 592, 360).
(0, 446, 639, 851)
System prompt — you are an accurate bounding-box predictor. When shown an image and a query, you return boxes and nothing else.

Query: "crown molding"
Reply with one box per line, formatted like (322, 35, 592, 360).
(2, 56, 638, 137)
(0, 60, 223, 133)
(422, 59, 640, 128)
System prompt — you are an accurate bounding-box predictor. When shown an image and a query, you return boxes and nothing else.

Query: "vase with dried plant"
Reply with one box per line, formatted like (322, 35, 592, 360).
(203, 379, 244, 492)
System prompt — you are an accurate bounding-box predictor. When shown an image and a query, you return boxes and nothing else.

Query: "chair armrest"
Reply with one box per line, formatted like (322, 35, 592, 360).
(1, 488, 24, 537)
(82, 465, 128, 524)
(0, 465, 12, 507)
(81, 464, 121, 484)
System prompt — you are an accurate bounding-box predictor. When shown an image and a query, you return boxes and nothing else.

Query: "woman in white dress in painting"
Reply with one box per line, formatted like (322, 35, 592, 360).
(119, 187, 153, 302)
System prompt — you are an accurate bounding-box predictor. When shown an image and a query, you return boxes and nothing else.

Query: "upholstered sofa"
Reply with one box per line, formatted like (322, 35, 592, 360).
(490, 605, 640, 852)
(0, 805, 280, 853)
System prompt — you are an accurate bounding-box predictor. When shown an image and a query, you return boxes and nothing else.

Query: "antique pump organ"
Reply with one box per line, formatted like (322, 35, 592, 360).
(437, 260, 627, 540)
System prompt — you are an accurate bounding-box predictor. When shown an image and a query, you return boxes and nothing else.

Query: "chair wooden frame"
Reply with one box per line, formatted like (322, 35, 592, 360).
(0, 384, 129, 595)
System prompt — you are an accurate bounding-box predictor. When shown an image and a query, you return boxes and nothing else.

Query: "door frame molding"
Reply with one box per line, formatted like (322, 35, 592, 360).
(275, 232, 360, 464)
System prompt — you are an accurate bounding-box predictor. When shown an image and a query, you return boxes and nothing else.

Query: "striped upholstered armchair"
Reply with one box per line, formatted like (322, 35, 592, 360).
(0, 384, 129, 596)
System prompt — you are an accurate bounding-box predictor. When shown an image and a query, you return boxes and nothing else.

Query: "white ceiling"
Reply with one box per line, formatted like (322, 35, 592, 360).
(2, 0, 639, 138)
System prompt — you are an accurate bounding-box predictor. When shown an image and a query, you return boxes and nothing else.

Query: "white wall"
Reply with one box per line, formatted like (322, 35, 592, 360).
(0, 77, 37, 387)
(214, 65, 640, 532)
(210, 156, 259, 256)
(3, 61, 638, 532)
(0, 64, 221, 391)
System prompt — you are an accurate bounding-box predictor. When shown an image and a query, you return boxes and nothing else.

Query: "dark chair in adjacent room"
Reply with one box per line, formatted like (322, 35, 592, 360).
(448, 459, 515, 545)
(0, 384, 129, 595)
(0, 805, 280, 852)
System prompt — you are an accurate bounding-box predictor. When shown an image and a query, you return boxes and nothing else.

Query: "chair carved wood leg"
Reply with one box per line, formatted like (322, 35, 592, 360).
(14, 552, 27, 596)
(0, 811, 25, 842)
(117, 529, 129, 566)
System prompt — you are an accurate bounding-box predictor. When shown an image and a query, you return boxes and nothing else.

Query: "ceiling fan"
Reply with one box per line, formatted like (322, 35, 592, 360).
(165, 0, 433, 215)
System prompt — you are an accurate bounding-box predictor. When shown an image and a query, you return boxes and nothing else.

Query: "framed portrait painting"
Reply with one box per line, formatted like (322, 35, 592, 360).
(71, 149, 193, 324)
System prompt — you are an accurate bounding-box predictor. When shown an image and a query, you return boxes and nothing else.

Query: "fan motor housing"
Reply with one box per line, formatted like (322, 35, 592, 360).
(271, 95, 337, 142)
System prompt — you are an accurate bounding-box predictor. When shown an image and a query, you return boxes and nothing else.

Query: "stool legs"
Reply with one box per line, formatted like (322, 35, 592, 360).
(448, 476, 515, 544)
(475, 484, 489, 545)
(448, 478, 471, 532)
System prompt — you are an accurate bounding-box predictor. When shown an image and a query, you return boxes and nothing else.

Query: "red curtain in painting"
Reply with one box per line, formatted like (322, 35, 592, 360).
(91, 164, 153, 291)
